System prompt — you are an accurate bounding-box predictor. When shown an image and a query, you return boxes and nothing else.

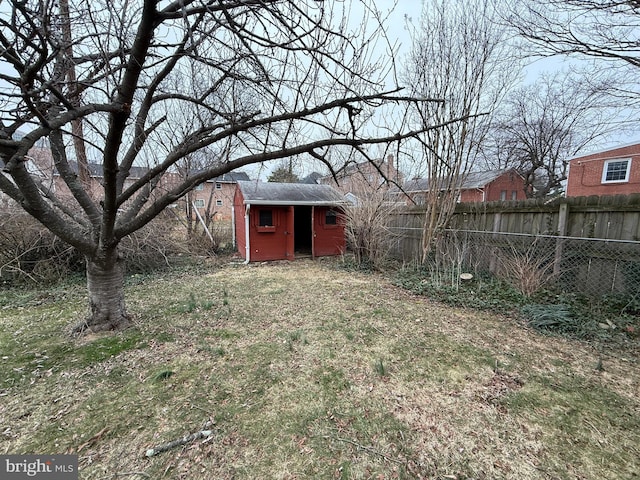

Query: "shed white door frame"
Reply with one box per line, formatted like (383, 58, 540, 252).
(244, 204, 251, 263)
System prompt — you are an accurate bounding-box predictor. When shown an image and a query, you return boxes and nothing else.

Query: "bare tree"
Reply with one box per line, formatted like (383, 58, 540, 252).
(403, 0, 518, 261)
(510, 1, 640, 68)
(0, 0, 442, 333)
(482, 72, 619, 197)
(174, 149, 222, 242)
(508, 0, 640, 101)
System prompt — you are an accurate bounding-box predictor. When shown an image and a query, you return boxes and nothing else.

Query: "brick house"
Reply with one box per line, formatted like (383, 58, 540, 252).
(2, 144, 249, 221)
(319, 154, 401, 195)
(566, 142, 640, 197)
(191, 171, 250, 221)
(394, 168, 528, 205)
(1, 146, 149, 210)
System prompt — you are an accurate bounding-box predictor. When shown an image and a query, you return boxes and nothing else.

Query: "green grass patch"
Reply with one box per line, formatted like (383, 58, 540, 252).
(174, 292, 217, 314)
(76, 331, 146, 364)
(1, 260, 638, 479)
(0, 323, 146, 388)
(395, 266, 640, 344)
(503, 373, 640, 479)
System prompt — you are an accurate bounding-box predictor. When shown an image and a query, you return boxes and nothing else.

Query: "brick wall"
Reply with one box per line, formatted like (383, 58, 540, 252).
(567, 143, 640, 197)
(458, 171, 527, 202)
(484, 171, 528, 201)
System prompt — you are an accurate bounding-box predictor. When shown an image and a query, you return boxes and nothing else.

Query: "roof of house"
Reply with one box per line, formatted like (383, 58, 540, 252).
(397, 169, 520, 193)
(568, 140, 640, 161)
(300, 171, 323, 184)
(54, 161, 149, 179)
(210, 171, 250, 183)
(237, 181, 345, 206)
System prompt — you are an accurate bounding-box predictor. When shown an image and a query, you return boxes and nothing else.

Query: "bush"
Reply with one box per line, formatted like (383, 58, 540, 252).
(183, 220, 233, 256)
(0, 212, 188, 285)
(343, 190, 398, 270)
(119, 215, 187, 274)
(0, 214, 84, 285)
(495, 240, 558, 297)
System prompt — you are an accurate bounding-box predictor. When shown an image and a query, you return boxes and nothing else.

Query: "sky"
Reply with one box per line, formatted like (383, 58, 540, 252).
(2, 0, 635, 182)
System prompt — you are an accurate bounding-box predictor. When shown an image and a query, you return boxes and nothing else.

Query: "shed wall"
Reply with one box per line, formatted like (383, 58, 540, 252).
(233, 185, 346, 262)
(248, 206, 292, 262)
(313, 206, 346, 256)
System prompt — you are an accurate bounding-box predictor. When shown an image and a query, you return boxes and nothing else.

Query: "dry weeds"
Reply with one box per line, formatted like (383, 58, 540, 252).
(1, 259, 638, 479)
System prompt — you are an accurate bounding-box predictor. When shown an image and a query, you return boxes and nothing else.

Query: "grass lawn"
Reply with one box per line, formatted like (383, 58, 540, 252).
(1, 259, 639, 479)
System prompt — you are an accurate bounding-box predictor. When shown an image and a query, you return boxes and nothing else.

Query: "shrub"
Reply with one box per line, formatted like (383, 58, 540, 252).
(343, 189, 399, 270)
(0, 212, 187, 285)
(183, 224, 232, 256)
(119, 214, 186, 274)
(495, 239, 558, 297)
(0, 213, 84, 285)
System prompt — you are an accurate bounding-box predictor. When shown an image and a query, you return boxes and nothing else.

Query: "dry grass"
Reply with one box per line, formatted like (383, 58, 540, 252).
(1, 259, 639, 479)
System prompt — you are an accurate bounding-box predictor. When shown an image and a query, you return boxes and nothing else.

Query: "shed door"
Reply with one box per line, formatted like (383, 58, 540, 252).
(286, 206, 294, 258)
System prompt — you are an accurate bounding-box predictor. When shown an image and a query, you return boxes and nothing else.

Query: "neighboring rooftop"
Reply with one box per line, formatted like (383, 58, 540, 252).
(398, 169, 520, 192)
(568, 140, 640, 161)
(300, 172, 323, 184)
(211, 171, 250, 182)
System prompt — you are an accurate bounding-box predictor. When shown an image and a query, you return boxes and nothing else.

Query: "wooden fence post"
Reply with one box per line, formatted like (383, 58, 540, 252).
(489, 212, 502, 273)
(554, 202, 569, 275)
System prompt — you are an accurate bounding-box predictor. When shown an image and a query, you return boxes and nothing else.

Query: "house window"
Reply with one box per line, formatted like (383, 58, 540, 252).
(511, 190, 518, 200)
(216, 199, 223, 207)
(194, 199, 205, 208)
(602, 159, 631, 183)
(195, 184, 204, 191)
(500, 190, 507, 201)
(215, 182, 222, 189)
(325, 209, 337, 225)
(259, 209, 273, 227)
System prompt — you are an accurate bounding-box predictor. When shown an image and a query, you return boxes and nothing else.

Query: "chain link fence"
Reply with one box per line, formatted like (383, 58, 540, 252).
(389, 227, 640, 298)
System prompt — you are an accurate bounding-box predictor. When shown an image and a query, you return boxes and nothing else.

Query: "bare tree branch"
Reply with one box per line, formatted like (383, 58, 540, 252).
(0, 0, 445, 331)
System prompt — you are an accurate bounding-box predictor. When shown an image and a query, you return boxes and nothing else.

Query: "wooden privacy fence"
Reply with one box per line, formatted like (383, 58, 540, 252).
(388, 194, 640, 296)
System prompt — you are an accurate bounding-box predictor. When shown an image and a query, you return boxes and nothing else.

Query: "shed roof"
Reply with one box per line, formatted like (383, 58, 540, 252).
(237, 181, 345, 206)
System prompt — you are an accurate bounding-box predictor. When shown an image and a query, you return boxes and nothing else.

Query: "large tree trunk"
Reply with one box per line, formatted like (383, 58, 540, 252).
(76, 248, 131, 333)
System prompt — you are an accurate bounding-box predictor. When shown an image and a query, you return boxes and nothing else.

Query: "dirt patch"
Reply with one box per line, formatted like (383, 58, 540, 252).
(477, 370, 524, 408)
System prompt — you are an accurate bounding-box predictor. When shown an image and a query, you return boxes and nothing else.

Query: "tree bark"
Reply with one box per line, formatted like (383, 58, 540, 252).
(76, 248, 131, 333)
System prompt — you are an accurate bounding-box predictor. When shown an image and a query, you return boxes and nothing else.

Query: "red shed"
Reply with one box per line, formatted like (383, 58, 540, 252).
(233, 181, 346, 262)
